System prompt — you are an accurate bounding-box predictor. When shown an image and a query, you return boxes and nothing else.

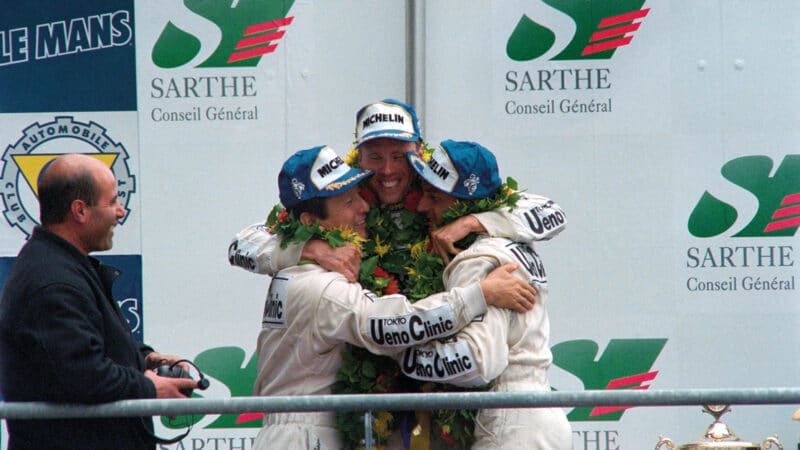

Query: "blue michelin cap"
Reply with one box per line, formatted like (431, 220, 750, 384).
(355, 99, 422, 148)
(279, 145, 373, 208)
(407, 139, 501, 200)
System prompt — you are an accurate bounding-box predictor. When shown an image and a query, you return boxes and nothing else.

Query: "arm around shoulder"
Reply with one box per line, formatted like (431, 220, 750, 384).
(315, 275, 488, 355)
(228, 223, 304, 275)
(473, 192, 566, 243)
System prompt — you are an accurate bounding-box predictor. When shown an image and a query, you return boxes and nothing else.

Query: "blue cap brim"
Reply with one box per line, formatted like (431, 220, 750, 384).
(317, 168, 374, 198)
(406, 151, 453, 194)
(357, 130, 419, 148)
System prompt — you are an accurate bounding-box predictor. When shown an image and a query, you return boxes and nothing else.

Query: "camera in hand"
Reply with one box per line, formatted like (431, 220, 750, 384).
(156, 362, 210, 396)
(145, 360, 210, 444)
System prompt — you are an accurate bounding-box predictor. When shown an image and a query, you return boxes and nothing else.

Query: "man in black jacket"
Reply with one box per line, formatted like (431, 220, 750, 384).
(0, 153, 198, 449)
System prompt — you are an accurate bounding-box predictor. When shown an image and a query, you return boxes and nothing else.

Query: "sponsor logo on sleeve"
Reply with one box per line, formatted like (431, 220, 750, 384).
(401, 339, 479, 384)
(522, 199, 566, 236)
(262, 276, 288, 329)
(227, 240, 258, 272)
(506, 242, 547, 282)
(369, 305, 456, 347)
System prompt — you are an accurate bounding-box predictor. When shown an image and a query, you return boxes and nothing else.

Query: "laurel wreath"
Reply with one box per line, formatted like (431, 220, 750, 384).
(267, 151, 520, 449)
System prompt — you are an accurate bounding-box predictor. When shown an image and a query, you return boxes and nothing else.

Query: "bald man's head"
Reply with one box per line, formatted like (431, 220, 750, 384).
(38, 154, 107, 226)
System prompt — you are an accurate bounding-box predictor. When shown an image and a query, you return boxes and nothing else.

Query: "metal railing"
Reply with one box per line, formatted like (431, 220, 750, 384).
(3, 387, 800, 419)
(2, 388, 799, 449)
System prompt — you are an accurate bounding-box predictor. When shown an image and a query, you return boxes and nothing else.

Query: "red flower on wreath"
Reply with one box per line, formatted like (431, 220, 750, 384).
(373, 266, 400, 295)
(403, 189, 422, 212)
(375, 373, 398, 393)
(358, 186, 379, 206)
(277, 209, 290, 223)
(385, 277, 400, 295)
(440, 430, 455, 446)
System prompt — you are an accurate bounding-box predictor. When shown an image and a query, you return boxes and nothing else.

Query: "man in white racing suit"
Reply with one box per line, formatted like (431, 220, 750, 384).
(399, 140, 572, 450)
(252, 145, 537, 449)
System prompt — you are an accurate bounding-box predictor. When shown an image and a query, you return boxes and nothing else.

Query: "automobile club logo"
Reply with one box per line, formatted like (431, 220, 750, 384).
(0, 116, 136, 238)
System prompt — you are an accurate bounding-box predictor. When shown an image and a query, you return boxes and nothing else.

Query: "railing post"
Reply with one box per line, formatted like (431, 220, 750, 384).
(364, 410, 373, 450)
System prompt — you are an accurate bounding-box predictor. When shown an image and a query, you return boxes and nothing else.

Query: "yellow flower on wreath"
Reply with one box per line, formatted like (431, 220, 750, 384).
(343, 146, 360, 166)
(265, 204, 367, 251)
(339, 228, 367, 248)
(408, 238, 428, 260)
(372, 411, 393, 440)
(374, 235, 391, 257)
(420, 141, 435, 161)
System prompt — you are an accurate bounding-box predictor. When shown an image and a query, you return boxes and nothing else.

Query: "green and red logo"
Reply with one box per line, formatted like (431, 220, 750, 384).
(688, 155, 800, 238)
(166, 338, 666, 431)
(152, 0, 295, 68)
(553, 338, 666, 421)
(507, 0, 650, 61)
(161, 347, 259, 431)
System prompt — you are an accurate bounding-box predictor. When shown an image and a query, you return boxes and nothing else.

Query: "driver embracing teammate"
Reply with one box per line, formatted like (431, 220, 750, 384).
(229, 98, 568, 448)
(400, 140, 572, 449)
(251, 145, 537, 449)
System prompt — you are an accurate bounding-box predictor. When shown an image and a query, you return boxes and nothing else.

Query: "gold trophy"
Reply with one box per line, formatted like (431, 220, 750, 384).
(655, 405, 782, 449)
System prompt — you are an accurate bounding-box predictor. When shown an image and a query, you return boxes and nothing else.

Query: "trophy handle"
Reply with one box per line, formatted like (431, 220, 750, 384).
(655, 436, 675, 450)
(760, 435, 782, 449)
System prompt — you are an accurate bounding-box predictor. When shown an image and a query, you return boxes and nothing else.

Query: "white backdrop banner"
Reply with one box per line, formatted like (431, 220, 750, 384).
(2, 1, 799, 449)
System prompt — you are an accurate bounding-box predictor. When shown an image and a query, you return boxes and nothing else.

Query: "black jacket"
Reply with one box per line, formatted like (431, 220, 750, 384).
(0, 227, 157, 449)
